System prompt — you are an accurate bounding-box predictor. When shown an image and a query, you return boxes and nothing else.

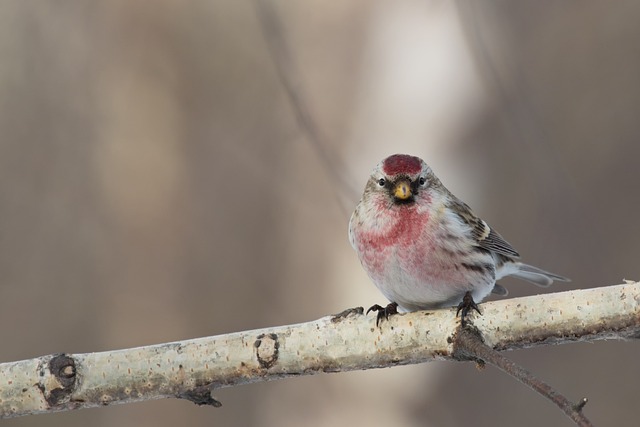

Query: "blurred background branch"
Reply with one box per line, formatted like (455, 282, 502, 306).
(252, 0, 358, 212)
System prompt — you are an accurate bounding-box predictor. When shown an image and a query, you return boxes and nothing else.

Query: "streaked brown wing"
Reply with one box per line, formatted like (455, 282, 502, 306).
(451, 198, 520, 258)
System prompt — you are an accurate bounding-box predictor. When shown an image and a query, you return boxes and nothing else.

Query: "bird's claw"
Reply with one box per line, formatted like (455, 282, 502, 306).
(366, 302, 399, 327)
(456, 291, 481, 325)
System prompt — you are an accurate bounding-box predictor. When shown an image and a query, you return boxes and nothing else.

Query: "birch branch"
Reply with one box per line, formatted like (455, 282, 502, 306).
(1, 282, 638, 419)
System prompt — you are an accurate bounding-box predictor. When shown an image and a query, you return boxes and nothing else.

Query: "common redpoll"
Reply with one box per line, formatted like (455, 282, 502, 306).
(349, 154, 569, 324)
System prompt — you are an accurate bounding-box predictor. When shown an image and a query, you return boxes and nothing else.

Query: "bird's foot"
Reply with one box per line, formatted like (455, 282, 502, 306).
(456, 291, 481, 325)
(331, 307, 364, 323)
(366, 302, 399, 327)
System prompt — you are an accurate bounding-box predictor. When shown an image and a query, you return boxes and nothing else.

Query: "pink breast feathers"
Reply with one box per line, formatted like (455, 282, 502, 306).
(356, 203, 430, 276)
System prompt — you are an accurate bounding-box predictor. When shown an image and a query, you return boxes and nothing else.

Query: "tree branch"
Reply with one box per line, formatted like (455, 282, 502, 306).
(1, 283, 638, 420)
(453, 326, 594, 426)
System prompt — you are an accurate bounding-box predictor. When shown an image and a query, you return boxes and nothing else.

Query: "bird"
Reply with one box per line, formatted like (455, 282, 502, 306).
(348, 154, 569, 325)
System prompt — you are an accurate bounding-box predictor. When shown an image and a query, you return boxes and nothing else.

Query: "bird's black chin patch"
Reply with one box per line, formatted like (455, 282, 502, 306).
(393, 196, 415, 205)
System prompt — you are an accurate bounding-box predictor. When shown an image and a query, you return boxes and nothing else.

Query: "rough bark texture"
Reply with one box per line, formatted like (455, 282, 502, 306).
(1, 283, 638, 419)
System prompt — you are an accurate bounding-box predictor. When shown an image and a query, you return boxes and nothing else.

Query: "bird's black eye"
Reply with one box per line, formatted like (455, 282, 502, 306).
(377, 178, 386, 187)
(419, 176, 426, 186)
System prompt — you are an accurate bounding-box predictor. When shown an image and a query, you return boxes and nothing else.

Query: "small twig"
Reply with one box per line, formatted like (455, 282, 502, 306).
(453, 325, 594, 427)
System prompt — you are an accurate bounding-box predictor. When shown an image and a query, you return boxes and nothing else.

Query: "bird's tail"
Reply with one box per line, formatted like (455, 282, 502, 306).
(510, 263, 571, 287)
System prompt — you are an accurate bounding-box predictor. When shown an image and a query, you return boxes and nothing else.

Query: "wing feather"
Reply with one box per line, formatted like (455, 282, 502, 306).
(450, 198, 520, 258)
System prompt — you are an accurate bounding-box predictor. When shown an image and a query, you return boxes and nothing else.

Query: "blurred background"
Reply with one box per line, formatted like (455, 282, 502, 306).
(1, 1, 639, 426)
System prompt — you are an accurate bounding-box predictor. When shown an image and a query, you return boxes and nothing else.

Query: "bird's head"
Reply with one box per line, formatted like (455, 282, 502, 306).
(365, 154, 438, 205)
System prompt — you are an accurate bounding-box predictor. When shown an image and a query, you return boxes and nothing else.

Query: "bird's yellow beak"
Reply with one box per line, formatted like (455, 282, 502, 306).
(393, 180, 412, 200)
